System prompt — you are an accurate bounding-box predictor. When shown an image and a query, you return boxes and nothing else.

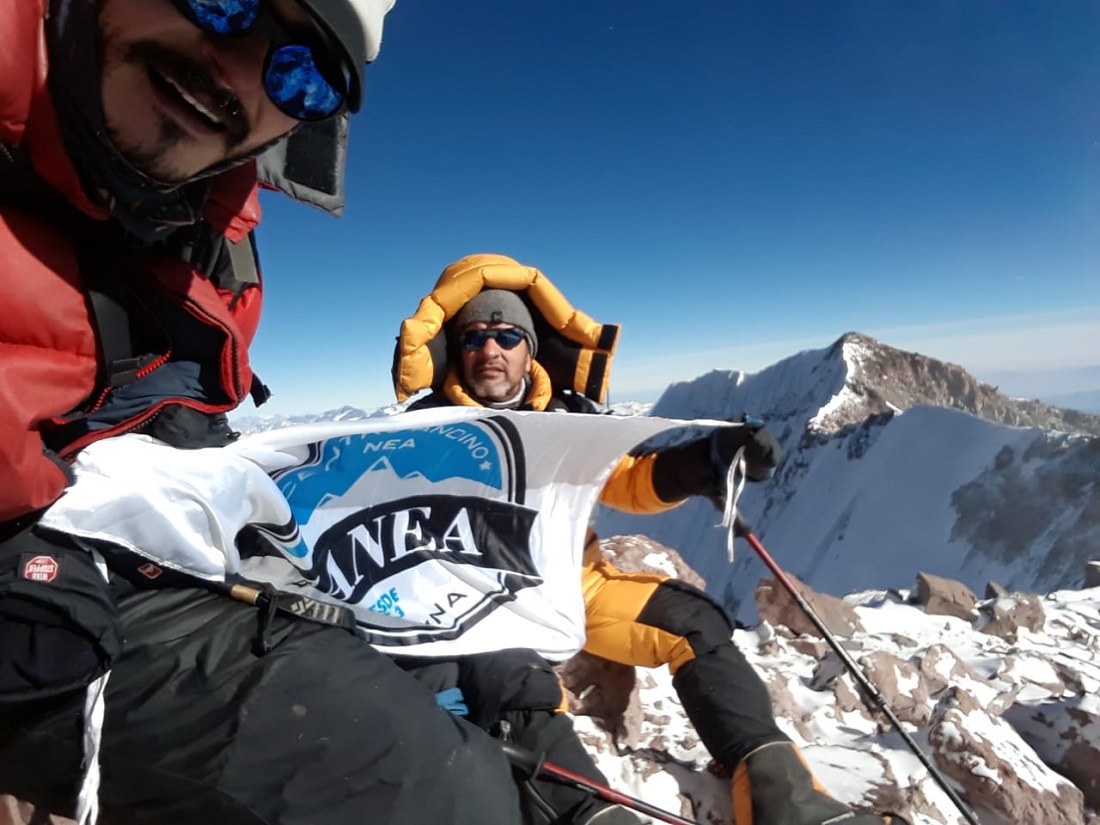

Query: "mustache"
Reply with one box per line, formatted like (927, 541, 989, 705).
(126, 40, 251, 147)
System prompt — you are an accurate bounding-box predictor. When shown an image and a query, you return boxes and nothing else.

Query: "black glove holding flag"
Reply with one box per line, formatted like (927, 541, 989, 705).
(712, 415, 784, 482)
(651, 416, 784, 506)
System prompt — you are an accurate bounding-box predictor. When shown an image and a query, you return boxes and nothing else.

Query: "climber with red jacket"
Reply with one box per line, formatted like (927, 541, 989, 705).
(0, 4, 523, 823)
(392, 253, 910, 825)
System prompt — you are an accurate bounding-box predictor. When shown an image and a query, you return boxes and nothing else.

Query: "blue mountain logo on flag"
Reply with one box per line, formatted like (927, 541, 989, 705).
(269, 422, 510, 558)
(277, 424, 504, 508)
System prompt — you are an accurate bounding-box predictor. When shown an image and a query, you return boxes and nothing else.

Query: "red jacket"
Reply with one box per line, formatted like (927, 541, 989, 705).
(0, 0, 264, 522)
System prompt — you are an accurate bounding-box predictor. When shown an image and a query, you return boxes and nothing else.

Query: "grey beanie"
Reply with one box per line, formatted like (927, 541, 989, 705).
(452, 289, 538, 356)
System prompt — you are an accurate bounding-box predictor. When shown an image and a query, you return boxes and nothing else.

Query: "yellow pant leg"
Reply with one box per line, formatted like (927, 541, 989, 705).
(580, 555, 695, 673)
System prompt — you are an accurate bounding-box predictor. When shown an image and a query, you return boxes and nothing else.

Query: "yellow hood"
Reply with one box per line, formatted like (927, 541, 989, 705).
(392, 253, 620, 404)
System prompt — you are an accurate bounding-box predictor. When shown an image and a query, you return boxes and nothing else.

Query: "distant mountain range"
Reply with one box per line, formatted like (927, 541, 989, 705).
(230, 400, 655, 433)
(983, 364, 1100, 414)
(231, 403, 398, 434)
(1041, 388, 1100, 414)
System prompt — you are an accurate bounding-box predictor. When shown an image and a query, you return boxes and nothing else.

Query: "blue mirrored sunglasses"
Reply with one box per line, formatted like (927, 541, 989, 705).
(458, 328, 528, 351)
(171, 0, 347, 121)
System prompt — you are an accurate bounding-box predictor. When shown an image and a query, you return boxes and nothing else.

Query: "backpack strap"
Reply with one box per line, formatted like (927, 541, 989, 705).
(0, 144, 158, 391)
(0, 143, 268, 406)
(77, 243, 162, 389)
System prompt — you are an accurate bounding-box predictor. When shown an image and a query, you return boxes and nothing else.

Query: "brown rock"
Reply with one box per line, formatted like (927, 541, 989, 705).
(617, 682, 649, 751)
(1004, 694, 1100, 809)
(832, 673, 871, 718)
(851, 750, 914, 823)
(979, 593, 1046, 642)
(883, 781, 955, 825)
(754, 573, 864, 637)
(914, 572, 978, 621)
(598, 534, 707, 589)
(789, 637, 831, 660)
(558, 650, 636, 727)
(857, 650, 933, 726)
(914, 644, 987, 696)
(929, 687, 1085, 825)
(1061, 741, 1100, 811)
(823, 333, 1100, 436)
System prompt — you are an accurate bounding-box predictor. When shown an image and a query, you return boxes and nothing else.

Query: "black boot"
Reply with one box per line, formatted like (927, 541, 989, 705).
(732, 742, 910, 825)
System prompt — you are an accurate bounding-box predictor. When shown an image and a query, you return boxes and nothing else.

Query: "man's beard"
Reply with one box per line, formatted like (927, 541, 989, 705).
(107, 113, 192, 183)
(468, 374, 525, 405)
(102, 38, 252, 183)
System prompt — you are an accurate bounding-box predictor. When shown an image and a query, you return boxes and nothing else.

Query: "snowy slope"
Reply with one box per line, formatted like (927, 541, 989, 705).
(596, 333, 1099, 624)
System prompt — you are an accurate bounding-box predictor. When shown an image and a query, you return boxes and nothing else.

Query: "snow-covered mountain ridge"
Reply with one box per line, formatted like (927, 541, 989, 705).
(815, 332, 1100, 436)
(647, 332, 1100, 437)
(596, 332, 1099, 623)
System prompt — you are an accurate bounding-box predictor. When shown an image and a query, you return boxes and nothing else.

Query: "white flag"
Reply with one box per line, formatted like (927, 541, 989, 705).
(42, 408, 681, 660)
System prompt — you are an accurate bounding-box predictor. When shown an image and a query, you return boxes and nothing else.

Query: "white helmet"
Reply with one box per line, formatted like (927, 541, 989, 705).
(296, 0, 397, 112)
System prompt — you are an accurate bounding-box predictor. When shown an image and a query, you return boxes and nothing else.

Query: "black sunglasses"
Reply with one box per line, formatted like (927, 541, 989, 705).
(458, 328, 528, 351)
(170, 0, 348, 121)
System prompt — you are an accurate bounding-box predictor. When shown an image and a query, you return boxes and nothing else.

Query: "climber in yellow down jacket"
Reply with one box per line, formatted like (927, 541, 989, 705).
(392, 253, 909, 825)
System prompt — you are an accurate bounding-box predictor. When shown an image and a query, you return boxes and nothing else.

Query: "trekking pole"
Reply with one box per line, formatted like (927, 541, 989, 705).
(735, 517, 982, 825)
(501, 742, 696, 825)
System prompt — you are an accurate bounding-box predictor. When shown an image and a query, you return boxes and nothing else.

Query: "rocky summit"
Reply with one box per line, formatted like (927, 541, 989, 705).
(562, 535, 1100, 825)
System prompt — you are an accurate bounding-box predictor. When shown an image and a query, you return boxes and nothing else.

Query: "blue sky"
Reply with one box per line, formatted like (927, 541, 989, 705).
(249, 1, 1099, 416)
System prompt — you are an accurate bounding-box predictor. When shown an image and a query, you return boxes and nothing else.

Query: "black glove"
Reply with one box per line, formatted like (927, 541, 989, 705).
(650, 416, 784, 505)
(710, 416, 784, 482)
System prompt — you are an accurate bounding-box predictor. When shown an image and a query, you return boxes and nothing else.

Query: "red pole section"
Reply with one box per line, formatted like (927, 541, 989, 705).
(538, 760, 697, 825)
